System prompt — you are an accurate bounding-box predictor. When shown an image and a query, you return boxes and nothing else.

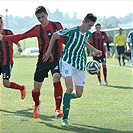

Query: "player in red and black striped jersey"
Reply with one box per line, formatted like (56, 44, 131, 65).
(0, 6, 64, 118)
(0, 15, 26, 100)
(89, 23, 110, 85)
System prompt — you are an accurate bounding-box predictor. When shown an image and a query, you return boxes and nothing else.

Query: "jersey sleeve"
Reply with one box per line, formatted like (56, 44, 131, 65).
(57, 28, 70, 37)
(5, 29, 18, 44)
(3, 25, 39, 44)
(56, 22, 63, 30)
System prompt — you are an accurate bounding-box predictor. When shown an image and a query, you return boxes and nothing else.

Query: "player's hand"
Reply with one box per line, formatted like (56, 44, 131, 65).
(96, 50, 102, 57)
(0, 34, 3, 41)
(107, 51, 110, 58)
(42, 51, 53, 61)
(92, 49, 102, 57)
(18, 47, 23, 53)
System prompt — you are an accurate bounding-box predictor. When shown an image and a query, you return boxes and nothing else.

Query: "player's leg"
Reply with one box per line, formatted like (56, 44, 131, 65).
(102, 62, 108, 85)
(59, 59, 73, 126)
(62, 76, 73, 126)
(117, 46, 121, 66)
(121, 46, 126, 66)
(93, 57, 101, 85)
(32, 81, 42, 119)
(52, 64, 63, 118)
(2, 64, 26, 100)
(62, 68, 85, 126)
(101, 55, 108, 85)
(131, 52, 133, 67)
(53, 73, 64, 118)
(32, 63, 48, 118)
(73, 68, 85, 98)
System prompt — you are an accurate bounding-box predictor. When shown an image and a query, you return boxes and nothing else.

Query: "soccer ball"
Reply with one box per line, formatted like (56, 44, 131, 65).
(86, 60, 101, 75)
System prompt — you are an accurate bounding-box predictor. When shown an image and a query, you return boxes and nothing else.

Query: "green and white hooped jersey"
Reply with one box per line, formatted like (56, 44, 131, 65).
(127, 30, 133, 56)
(57, 26, 91, 70)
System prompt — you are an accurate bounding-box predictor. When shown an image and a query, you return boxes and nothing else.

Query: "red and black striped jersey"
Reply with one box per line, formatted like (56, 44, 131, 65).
(0, 29, 15, 65)
(3, 21, 64, 63)
(89, 31, 109, 53)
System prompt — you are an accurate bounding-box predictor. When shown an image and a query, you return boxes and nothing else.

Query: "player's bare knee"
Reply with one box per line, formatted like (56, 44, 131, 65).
(3, 83, 10, 88)
(53, 73, 61, 82)
(33, 87, 41, 92)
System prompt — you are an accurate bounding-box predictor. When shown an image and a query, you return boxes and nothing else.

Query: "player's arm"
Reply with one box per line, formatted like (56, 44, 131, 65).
(105, 41, 110, 57)
(85, 42, 102, 57)
(0, 25, 39, 43)
(17, 43, 23, 53)
(0, 33, 27, 44)
(43, 32, 60, 61)
(104, 32, 110, 52)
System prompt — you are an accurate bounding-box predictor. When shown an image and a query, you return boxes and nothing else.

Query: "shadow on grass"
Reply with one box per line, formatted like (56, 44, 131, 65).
(0, 108, 55, 121)
(38, 121, 132, 133)
(107, 85, 133, 90)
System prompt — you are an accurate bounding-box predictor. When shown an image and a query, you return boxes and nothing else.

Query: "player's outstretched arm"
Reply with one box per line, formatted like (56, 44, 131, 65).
(0, 33, 26, 44)
(85, 42, 102, 57)
(42, 32, 60, 61)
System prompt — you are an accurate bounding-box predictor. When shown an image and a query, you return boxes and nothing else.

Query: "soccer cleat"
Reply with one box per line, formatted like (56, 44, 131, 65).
(20, 85, 26, 100)
(61, 118, 70, 127)
(123, 62, 125, 66)
(97, 81, 102, 85)
(55, 110, 64, 118)
(33, 100, 41, 119)
(104, 80, 108, 85)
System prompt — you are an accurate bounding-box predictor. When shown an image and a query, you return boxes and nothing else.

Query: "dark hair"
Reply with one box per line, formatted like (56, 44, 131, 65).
(35, 6, 47, 15)
(95, 23, 101, 27)
(84, 13, 97, 23)
(0, 14, 3, 19)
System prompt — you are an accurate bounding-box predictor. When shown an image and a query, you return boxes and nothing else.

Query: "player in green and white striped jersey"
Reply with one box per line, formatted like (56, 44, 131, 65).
(127, 30, 133, 67)
(43, 13, 102, 126)
(58, 26, 91, 70)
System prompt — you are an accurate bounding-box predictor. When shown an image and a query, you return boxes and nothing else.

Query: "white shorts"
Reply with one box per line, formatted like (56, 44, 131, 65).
(59, 59, 85, 86)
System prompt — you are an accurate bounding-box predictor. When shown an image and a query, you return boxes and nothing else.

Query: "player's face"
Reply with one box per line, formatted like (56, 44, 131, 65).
(36, 12, 48, 26)
(83, 21, 94, 32)
(119, 29, 122, 34)
(95, 25, 101, 32)
(0, 18, 4, 30)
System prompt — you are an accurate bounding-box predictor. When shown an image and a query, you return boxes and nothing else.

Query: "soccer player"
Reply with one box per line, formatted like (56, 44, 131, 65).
(43, 13, 102, 126)
(114, 28, 126, 66)
(0, 6, 64, 118)
(89, 23, 110, 85)
(0, 14, 26, 100)
(126, 30, 133, 67)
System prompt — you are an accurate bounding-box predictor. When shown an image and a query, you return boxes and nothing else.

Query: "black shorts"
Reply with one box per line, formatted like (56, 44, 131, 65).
(93, 52, 106, 63)
(34, 62, 60, 82)
(0, 64, 13, 79)
(117, 46, 125, 55)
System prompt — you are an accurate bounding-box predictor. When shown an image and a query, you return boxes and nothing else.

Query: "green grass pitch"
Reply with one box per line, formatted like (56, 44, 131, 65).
(0, 56, 132, 133)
